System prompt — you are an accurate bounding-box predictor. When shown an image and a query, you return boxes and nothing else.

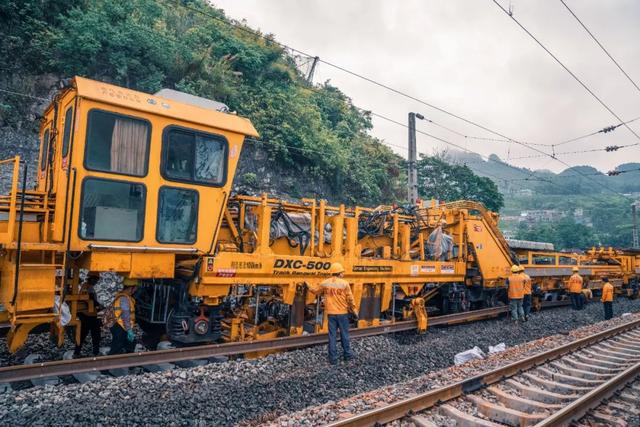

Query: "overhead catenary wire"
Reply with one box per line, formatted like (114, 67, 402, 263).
(370, 112, 568, 190)
(4, 1, 632, 201)
(0, 88, 49, 101)
(159, 0, 542, 147)
(528, 115, 640, 148)
(508, 143, 639, 160)
(172, 0, 636, 199)
(559, 0, 640, 95)
(492, 0, 640, 146)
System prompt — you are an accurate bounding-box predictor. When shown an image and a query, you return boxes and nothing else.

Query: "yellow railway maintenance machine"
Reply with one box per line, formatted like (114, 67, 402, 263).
(0, 77, 482, 352)
(514, 246, 640, 305)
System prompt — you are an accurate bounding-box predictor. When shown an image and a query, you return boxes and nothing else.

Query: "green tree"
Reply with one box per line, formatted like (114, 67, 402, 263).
(417, 154, 504, 211)
(515, 217, 596, 250)
(0, 0, 407, 206)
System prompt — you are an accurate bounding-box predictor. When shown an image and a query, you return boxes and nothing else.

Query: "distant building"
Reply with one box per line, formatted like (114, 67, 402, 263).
(573, 208, 593, 227)
(519, 209, 565, 223)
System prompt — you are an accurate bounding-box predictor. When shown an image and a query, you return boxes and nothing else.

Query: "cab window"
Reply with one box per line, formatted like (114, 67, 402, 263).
(79, 178, 145, 241)
(61, 106, 74, 157)
(85, 110, 150, 176)
(162, 127, 227, 186)
(157, 187, 198, 244)
(559, 256, 578, 265)
(532, 254, 555, 265)
(40, 128, 50, 171)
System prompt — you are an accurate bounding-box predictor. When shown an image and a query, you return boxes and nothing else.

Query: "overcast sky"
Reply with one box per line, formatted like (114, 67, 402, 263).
(212, 0, 640, 173)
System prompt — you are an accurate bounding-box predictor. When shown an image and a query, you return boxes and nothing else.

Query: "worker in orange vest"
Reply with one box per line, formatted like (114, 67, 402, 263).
(507, 265, 525, 322)
(520, 266, 532, 321)
(107, 286, 137, 355)
(308, 262, 358, 365)
(601, 277, 614, 320)
(568, 266, 584, 311)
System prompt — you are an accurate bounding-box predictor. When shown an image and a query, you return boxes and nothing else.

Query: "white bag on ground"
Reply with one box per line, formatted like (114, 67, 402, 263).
(488, 343, 506, 354)
(54, 295, 71, 326)
(454, 346, 486, 365)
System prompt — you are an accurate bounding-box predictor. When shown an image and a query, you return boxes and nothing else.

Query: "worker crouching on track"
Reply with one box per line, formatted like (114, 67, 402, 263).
(106, 286, 137, 355)
(601, 277, 614, 320)
(74, 282, 102, 357)
(507, 265, 525, 323)
(308, 262, 358, 365)
(521, 266, 532, 321)
(568, 266, 584, 310)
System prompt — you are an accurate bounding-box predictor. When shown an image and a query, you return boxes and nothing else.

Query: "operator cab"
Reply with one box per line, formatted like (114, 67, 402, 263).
(36, 76, 258, 273)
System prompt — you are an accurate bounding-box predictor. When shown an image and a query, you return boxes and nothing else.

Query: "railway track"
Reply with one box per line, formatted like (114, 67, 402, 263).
(0, 301, 570, 386)
(329, 316, 640, 427)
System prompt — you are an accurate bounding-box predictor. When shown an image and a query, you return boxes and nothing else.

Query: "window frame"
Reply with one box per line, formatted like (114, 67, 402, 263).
(156, 185, 199, 245)
(61, 105, 74, 158)
(83, 108, 152, 178)
(40, 126, 51, 171)
(77, 176, 147, 243)
(558, 256, 578, 265)
(160, 125, 229, 188)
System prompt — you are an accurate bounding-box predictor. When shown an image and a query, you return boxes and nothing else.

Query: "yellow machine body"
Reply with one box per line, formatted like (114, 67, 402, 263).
(1, 77, 637, 352)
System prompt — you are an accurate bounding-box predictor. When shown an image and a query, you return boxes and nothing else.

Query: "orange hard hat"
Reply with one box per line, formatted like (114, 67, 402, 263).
(329, 262, 345, 275)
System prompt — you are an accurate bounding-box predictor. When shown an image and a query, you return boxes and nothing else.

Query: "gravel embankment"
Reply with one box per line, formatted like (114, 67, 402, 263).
(1, 299, 639, 426)
(273, 308, 640, 426)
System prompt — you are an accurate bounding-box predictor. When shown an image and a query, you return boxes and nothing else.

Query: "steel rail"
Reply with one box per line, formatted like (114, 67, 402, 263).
(327, 316, 640, 427)
(535, 360, 640, 427)
(0, 302, 566, 384)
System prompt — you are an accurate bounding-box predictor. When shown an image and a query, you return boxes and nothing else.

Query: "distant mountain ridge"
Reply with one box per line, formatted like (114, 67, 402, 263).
(444, 151, 640, 196)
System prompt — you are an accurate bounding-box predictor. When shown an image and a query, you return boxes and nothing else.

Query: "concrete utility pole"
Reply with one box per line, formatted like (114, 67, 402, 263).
(632, 202, 639, 248)
(408, 112, 424, 205)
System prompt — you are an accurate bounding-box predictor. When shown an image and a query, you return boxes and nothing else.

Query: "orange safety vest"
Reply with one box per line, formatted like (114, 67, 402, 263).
(522, 273, 532, 295)
(601, 282, 614, 302)
(309, 277, 356, 315)
(568, 273, 583, 293)
(114, 292, 136, 329)
(508, 273, 525, 299)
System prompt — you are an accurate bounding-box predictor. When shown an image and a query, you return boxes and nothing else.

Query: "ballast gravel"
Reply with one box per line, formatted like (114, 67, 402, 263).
(1, 299, 639, 426)
(275, 309, 640, 426)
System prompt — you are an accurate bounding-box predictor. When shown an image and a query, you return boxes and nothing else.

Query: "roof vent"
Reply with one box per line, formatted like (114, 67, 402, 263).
(155, 89, 229, 113)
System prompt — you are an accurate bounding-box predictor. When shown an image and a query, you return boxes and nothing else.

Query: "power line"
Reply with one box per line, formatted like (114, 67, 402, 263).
(160, 0, 547, 149)
(508, 143, 639, 160)
(530, 115, 640, 148)
(370, 112, 576, 190)
(160, 0, 635, 201)
(492, 0, 640, 145)
(0, 88, 49, 101)
(559, 0, 640, 94)
(6, 1, 633, 201)
(180, 0, 636, 199)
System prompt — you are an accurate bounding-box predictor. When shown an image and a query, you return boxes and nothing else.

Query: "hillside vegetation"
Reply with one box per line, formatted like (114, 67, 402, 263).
(0, 1, 632, 250)
(0, 0, 504, 209)
(3, 0, 406, 205)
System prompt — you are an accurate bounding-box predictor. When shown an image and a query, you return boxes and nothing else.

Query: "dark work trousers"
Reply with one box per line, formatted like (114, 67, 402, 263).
(570, 293, 582, 310)
(578, 293, 585, 310)
(603, 301, 613, 320)
(108, 324, 135, 355)
(327, 314, 353, 363)
(522, 294, 532, 319)
(75, 313, 102, 356)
